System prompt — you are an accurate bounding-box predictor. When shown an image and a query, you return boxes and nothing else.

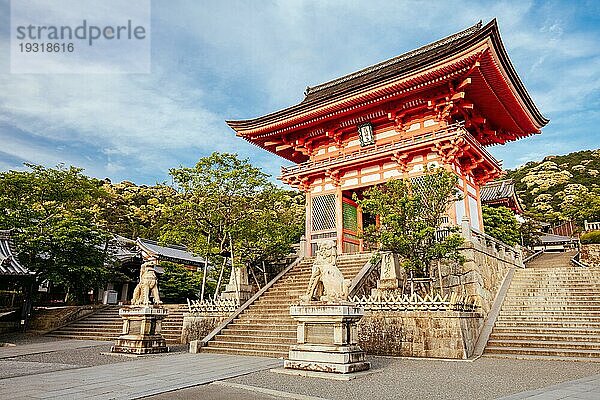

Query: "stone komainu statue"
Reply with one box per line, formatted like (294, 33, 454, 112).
(131, 260, 162, 305)
(300, 240, 352, 303)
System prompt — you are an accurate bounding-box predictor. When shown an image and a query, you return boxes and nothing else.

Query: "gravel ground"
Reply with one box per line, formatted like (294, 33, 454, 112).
(220, 356, 600, 400)
(0, 332, 63, 346)
(0, 334, 188, 379)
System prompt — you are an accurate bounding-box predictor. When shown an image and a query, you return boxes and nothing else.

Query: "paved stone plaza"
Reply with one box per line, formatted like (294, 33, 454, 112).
(1, 337, 599, 399)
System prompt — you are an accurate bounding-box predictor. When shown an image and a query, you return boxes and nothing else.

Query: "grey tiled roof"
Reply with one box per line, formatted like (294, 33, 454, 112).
(539, 233, 577, 244)
(480, 179, 516, 202)
(137, 238, 207, 267)
(0, 230, 34, 276)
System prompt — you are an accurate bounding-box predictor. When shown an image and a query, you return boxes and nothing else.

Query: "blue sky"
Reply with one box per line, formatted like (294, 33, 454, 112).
(1, 0, 599, 185)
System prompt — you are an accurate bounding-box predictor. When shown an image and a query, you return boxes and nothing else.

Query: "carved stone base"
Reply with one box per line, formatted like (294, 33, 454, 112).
(111, 306, 169, 355)
(284, 303, 370, 374)
(221, 283, 253, 304)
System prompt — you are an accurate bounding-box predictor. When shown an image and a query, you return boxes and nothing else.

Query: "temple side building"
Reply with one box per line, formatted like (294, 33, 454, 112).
(480, 179, 524, 214)
(227, 19, 548, 256)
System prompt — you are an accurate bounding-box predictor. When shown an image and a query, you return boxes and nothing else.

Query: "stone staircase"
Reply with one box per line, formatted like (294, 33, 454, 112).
(485, 251, 600, 361)
(46, 304, 187, 345)
(201, 252, 372, 358)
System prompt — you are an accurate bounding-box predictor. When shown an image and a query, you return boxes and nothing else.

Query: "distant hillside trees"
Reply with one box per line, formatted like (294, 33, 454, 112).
(506, 148, 600, 225)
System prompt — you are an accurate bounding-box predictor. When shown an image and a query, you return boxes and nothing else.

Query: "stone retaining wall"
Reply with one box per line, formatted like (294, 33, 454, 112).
(28, 305, 103, 333)
(357, 311, 482, 359)
(581, 244, 600, 267)
(181, 312, 230, 344)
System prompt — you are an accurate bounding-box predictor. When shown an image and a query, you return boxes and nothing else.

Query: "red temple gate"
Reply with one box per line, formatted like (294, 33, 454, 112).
(227, 20, 547, 256)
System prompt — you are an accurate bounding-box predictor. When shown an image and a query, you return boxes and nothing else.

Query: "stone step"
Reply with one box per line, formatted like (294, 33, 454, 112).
(497, 309, 600, 315)
(225, 323, 295, 332)
(207, 340, 290, 352)
(223, 328, 296, 337)
(503, 296, 600, 301)
(507, 289, 599, 293)
(489, 332, 600, 342)
(484, 346, 600, 359)
(51, 326, 122, 333)
(500, 305, 600, 311)
(215, 334, 296, 344)
(496, 316, 600, 323)
(487, 339, 600, 350)
(483, 353, 600, 363)
(47, 333, 119, 340)
(201, 345, 286, 359)
(234, 317, 295, 325)
(491, 327, 600, 336)
(494, 320, 600, 329)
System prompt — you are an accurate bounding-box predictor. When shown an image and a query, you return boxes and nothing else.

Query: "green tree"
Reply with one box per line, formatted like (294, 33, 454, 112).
(163, 152, 303, 297)
(562, 188, 600, 226)
(158, 262, 206, 303)
(482, 205, 520, 246)
(0, 164, 113, 303)
(97, 180, 175, 240)
(357, 169, 464, 277)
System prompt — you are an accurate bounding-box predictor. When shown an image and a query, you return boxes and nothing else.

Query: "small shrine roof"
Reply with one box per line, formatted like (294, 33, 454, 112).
(481, 179, 516, 202)
(539, 233, 577, 245)
(136, 238, 207, 267)
(480, 179, 524, 213)
(0, 230, 34, 276)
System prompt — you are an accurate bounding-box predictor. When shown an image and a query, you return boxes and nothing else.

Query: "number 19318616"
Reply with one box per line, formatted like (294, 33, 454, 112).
(19, 42, 74, 52)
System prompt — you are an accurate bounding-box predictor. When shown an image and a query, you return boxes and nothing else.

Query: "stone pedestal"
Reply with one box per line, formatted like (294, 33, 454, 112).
(111, 306, 169, 355)
(220, 266, 253, 304)
(284, 303, 370, 374)
(371, 252, 404, 297)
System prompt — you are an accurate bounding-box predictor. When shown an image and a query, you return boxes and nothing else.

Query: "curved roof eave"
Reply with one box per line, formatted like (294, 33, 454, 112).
(227, 19, 548, 135)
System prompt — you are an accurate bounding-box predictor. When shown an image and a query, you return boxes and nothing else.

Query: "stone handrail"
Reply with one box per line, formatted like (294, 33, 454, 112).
(523, 250, 544, 264)
(461, 218, 523, 268)
(571, 251, 589, 268)
(348, 255, 380, 298)
(584, 220, 600, 231)
(198, 256, 304, 348)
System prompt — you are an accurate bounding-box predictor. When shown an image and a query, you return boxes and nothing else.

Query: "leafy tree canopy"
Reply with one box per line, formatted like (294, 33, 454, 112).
(158, 261, 207, 303)
(481, 205, 520, 246)
(357, 169, 464, 276)
(0, 164, 113, 302)
(163, 152, 303, 295)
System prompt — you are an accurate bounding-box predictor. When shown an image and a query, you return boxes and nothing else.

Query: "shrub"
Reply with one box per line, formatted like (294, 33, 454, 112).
(580, 231, 600, 244)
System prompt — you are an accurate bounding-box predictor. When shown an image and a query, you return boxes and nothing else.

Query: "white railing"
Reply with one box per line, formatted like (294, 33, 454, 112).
(584, 220, 600, 232)
(186, 298, 239, 314)
(349, 292, 478, 312)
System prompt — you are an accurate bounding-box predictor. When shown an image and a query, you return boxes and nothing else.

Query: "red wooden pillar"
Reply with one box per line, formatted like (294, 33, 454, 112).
(305, 191, 313, 257)
(335, 186, 344, 253)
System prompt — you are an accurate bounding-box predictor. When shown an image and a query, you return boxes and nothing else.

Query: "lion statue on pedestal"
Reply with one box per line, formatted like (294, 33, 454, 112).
(131, 260, 162, 305)
(300, 240, 351, 303)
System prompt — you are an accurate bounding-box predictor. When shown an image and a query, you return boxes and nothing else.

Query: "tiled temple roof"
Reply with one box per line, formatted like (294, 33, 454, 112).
(227, 19, 548, 134)
(302, 22, 484, 104)
(0, 230, 34, 276)
(136, 238, 207, 267)
(481, 179, 524, 213)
